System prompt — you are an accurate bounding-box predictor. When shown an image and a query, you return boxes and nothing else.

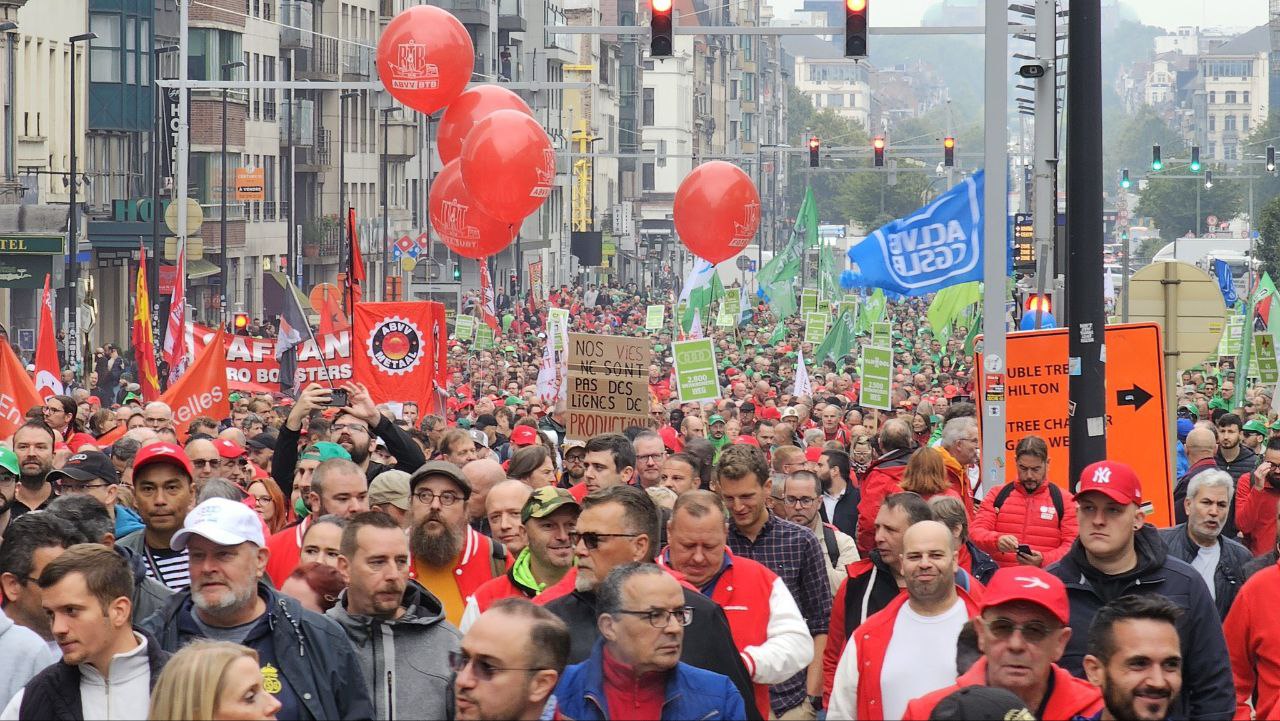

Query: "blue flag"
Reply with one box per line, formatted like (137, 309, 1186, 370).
(1214, 258, 1239, 308)
(843, 171, 997, 297)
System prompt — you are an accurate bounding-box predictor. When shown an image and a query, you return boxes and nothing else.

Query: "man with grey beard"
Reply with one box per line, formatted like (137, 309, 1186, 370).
(408, 461, 509, 627)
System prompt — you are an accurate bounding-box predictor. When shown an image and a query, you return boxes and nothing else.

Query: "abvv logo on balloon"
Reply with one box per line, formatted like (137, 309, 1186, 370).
(439, 200, 479, 242)
(731, 203, 760, 247)
(532, 148, 556, 198)
(388, 40, 439, 89)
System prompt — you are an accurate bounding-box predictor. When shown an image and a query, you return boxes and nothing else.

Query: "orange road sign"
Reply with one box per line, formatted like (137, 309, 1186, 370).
(978, 323, 1173, 526)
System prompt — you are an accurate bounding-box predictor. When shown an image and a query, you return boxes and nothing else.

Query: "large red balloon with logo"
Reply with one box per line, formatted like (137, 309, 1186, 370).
(429, 159, 517, 259)
(460, 109, 556, 224)
(437, 85, 534, 165)
(376, 5, 474, 116)
(673, 161, 761, 264)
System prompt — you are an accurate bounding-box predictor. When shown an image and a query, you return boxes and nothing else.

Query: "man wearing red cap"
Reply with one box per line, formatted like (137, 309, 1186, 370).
(212, 438, 250, 488)
(116, 443, 198, 590)
(1046, 460, 1233, 720)
(900, 567, 1102, 720)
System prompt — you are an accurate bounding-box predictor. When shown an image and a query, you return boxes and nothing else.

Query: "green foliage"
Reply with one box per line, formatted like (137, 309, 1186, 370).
(1104, 106, 1184, 189)
(834, 169, 937, 231)
(1135, 169, 1245, 240)
(1257, 195, 1280, 281)
(785, 87, 869, 219)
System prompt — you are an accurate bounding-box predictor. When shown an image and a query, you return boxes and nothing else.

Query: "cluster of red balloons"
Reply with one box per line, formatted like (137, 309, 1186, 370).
(377, 7, 556, 260)
(673, 161, 762, 264)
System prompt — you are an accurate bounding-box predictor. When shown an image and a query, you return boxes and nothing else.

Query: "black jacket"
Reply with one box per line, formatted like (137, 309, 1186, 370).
(544, 583, 763, 721)
(1158, 523, 1252, 620)
(1047, 525, 1235, 721)
(1215, 445, 1259, 538)
(140, 581, 374, 721)
(273, 413, 426, 500)
(18, 628, 169, 721)
(965, 540, 999, 585)
(820, 485, 860, 538)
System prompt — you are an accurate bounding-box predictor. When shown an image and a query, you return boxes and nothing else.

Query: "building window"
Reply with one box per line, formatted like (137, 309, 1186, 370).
(730, 79, 738, 100)
(642, 162, 655, 191)
(1209, 114, 1215, 131)
(1243, 115, 1250, 132)
(90, 14, 121, 83)
(189, 29, 244, 81)
(1244, 91, 1250, 104)
(1225, 91, 1237, 104)
(1208, 91, 1215, 104)
(1224, 115, 1236, 131)
(642, 87, 654, 126)
(828, 93, 843, 107)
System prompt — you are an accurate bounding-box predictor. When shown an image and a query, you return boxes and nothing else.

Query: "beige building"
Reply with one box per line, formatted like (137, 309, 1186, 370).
(1193, 25, 1269, 162)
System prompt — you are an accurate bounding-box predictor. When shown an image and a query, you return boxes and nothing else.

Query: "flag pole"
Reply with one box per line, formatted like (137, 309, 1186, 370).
(288, 277, 338, 392)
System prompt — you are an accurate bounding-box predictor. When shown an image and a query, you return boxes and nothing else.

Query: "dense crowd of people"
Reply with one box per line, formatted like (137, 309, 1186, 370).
(2, 278, 1280, 720)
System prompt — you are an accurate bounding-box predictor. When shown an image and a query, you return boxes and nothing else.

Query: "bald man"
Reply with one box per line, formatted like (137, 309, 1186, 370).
(183, 438, 220, 489)
(464, 458, 507, 534)
(1175, 426, 1220, 524)
(829, 520, 982, 720)
(486, 480, 534, 555)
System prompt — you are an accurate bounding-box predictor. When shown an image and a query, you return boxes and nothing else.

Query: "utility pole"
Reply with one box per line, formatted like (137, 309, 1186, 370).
(1065, 0, 1108, 487)
(979, 0, 1009, 494)
(1031, 0, 1057, 328)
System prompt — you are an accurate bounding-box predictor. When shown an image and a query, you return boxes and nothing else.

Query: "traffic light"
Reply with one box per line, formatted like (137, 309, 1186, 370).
(943, 136, 955, 167)
(1151, 144, 1162, 171)
(1025, 294, 1051, 315)
(1120, 168, 1131, 189)
(873, 136, 885, 167)
(1268, 145, 1276, 173)
(452, 262, 462, 281)
(844, 0, 868, 58)
(232, 312, 249, 333)
(649, 0, 673, 57)
(809, 136, 820, 168)
(1190, 146, 1201, 173)
(1205, 170, 1214, 189)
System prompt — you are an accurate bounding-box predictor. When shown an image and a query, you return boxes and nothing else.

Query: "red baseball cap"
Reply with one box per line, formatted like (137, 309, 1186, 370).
(757, 406, 781, 421)
(212, 439, 247, 459)
(1076, 460, 1142, 506)
(735, 434, 760, 448)
(979, 566, 1070, 625)
(943, 385, 959, 399)
(804, 446, 823, 463)
(659, 426, 684, 453)
(510, 425, 540, 447)
(133, 442, 195, 478)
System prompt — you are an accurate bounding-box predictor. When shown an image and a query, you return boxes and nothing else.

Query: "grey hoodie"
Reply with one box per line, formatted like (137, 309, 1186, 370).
(326, 580, 461, 721)
(0, 611, 57, 709)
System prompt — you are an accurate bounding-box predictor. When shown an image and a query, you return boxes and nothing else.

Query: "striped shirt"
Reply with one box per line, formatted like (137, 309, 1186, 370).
(142, 545, 191, 591)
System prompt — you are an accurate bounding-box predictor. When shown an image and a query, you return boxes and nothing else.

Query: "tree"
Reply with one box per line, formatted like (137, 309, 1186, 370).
(834, 166, 936, 231)
(1135, 170, 1245, 241)
(1257, 195, 1280, 280)
(1104, 105, 1183, 189)
(785, 88, 869, 220)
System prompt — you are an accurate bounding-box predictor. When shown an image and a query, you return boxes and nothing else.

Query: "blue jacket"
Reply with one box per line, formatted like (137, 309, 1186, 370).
(555, 641, 746, 721)
(114, 504, 144, 538)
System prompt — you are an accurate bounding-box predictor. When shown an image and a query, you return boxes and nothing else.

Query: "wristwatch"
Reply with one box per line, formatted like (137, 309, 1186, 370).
(808, 695, 824, 711)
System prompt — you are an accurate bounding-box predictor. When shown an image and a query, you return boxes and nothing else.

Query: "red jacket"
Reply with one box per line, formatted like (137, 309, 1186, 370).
(265, 516, 313, 588)
(970, 482, 1078, 567)
(1235, 472, 1280, 556)
(828, 589, 982, 721)
(900, 657, 1102, 720)
(856, 449, 912, 554)
(1226, 562, 1280, 720)
(409, 526, 510, 600)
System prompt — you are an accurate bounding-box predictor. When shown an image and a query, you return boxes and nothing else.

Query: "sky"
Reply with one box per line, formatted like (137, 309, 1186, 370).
(771, 0, 1271, 32)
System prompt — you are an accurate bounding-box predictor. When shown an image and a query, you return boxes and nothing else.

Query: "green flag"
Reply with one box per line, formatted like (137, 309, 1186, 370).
(927, 282, 983, 337)
(857, 290, 887, 334)
(963, 315, 982, 358)
(814, 309, 857, 365)
(681, 271, 726, 333)
(769, 321, 786, 345)
(758, 185, 818, 319)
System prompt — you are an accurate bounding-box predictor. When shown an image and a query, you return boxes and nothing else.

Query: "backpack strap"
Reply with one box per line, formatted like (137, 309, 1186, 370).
(821, 524, 840, 568)
(490, 538, 507, 578)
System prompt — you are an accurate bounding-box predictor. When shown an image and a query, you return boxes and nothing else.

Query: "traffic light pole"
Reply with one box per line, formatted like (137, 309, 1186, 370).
(979, 0, 1009, 495)
(1030, 0, 1057, 329)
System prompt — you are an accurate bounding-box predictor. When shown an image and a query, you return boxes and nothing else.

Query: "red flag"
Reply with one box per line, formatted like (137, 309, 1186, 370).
(132, 245, 161, 401)
(161, 329, 231, 441)
(352, 301, 444, 415)
(346, 208, 365, 313)
(34, 274, 63, 400)
(478, 261, 499, 332)
(0, 340, 43, 439)
(163, 243, 191, 382)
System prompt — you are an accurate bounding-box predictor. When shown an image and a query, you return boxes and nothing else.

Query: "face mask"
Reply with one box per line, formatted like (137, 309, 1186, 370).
(295, 496, 311, 520)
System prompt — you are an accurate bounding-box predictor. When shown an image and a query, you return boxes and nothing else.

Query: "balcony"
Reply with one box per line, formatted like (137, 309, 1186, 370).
(343, 44, 375, 79)
(498, 0, 525, 32)
(280, 0, 314, 49)
(296, 129, 332, 171)
(297, 36, 339, 81)
(384, 118, 418, 160)
(280, 98, 316, 146)
(435, 0, 489, 26)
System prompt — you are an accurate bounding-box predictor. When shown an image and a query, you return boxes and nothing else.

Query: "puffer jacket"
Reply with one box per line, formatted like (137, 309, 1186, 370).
(326, 580, 461, 721)
(901, 657, 1101, 720)
(1047, 526, 1235, 721)
(855, 448, 912, 554)
(970, 481, 1078, 567)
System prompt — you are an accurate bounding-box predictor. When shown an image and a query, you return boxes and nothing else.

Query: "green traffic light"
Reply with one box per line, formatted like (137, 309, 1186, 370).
(1190, 161, 1201, 172)
(1151, 160, 1163, 171)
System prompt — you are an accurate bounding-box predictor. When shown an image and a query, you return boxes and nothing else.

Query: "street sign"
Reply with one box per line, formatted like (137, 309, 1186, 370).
(164, 198, 204, 236)
(673, 339, 720, 403)
(566, 333, 653, 440)
(1125, 261, 1227, 369)
(860, 345, 893, 410)
(16, 329, 34, 353)
(736, 255, 752, 271)
(977, 323, 1173, 526)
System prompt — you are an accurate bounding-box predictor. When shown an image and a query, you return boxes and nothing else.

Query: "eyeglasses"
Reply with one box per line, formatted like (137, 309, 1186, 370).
(613, 606, 694, 628)
(569, 531, 639, 550)
(413, 489, 463, 506)
(783, 496, 818, 508)
(331, 423, 370, 435)
(637, 453, 665, 464)
(447, 651, 547, 681)
(252, 494, 273, 506)
(0, 473, 16, 486)
(191, 459, 218, 469)
(983, 617, 1059, 644)
(55, 481, 110, 493)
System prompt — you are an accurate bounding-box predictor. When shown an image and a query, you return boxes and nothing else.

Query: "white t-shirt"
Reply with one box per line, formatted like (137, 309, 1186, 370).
(1191, 542, 1221, 600)
(879, 597, 969, 719)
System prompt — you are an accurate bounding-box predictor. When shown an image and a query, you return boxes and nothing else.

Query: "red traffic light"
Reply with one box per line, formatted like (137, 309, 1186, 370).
(1025, 295, 1051, 314)
(872, 136, 886, 150)
(652, 0, 672, 13)
(809, 136, 820, 150)
(846, 0, 866, 10)
(943, 137, 955, 149)
(233, 312, 249, 330)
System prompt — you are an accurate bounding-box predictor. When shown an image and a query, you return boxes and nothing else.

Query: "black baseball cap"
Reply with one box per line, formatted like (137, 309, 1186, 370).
(47, 451, 119, 486)
(929, 687, 1033, 721)
(246, 433, 277, 451)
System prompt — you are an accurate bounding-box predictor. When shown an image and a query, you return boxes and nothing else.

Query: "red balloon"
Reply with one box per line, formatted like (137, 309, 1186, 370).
(437, 85, 533, 166)
(673, 161, 761, 264)
(429, 160, 517, 259)
(377, 6, 474, 116)
(460, 110, 555, 224)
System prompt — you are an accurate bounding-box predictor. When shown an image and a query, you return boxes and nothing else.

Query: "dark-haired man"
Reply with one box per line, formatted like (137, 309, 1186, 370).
(455, 599, 570, 721)
(1082, 595, 1184, 721)
(0, 513, 82, 653)
(10, 423, 55, 518)
(1215, 412, 1256, 537)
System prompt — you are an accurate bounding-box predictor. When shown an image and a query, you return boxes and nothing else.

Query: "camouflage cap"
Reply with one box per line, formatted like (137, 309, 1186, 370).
(521, 486, 580, 524)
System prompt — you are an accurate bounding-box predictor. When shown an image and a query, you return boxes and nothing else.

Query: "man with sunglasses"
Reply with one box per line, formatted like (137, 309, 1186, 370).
(900, 566, 1102, 719)
(46, 450, 143, 538)
(182, 436, 221, 489)
(211, 438, 251, 489)
(554, 563, 747, 721)
(454, 599, 571, 721)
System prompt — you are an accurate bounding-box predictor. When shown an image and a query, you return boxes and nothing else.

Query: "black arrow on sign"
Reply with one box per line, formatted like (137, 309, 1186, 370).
(1116, 385, 1153, 411)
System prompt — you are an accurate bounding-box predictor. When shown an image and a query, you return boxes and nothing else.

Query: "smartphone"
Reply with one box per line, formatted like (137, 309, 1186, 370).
(325, 388, 349, 407)
(1017, 544, 1033, 556)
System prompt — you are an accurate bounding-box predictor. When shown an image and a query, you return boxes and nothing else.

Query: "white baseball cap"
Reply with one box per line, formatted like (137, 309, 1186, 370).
(170, 498, 266, 551)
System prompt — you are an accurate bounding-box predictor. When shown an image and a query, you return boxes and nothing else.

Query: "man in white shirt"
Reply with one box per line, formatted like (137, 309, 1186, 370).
(828, 520, 982, 720)
(3, 544, 169, 720)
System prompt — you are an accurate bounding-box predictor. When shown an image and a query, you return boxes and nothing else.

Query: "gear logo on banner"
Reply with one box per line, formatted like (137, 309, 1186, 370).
(366, 316, 424, 376)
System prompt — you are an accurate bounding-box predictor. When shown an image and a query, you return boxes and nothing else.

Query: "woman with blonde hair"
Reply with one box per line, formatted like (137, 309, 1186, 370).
(899, 446, 961, 503)
(148, 641, 281, 721)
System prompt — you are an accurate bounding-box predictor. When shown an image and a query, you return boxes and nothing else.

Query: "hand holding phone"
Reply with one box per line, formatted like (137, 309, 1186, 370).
(326, 388, 349, 407)
(1017, 544, 1033, 556)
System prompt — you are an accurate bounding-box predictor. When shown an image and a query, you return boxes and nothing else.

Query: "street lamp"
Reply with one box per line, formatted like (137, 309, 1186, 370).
(220, 59, 246, 324)
(67, 30, 96, 372)
(379, 105, 398, 301)
(339, 90, 360, 296)
(150, 44, 180, 312)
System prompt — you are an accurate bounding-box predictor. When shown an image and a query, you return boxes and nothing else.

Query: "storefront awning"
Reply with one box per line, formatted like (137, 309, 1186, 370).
(187, 259, 220, 278)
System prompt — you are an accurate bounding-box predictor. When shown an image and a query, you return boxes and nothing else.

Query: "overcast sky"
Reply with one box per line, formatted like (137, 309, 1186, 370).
(773, 0, 1270, 32)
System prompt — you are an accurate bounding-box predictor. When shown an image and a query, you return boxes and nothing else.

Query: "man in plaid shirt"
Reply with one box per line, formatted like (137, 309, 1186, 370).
(718, 444, 833, 719)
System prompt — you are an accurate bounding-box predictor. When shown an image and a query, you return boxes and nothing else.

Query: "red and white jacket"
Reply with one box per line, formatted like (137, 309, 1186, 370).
(827, 589, 981, 721)
(659, 549, 812, 714)
(409, 526, 509, 601)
